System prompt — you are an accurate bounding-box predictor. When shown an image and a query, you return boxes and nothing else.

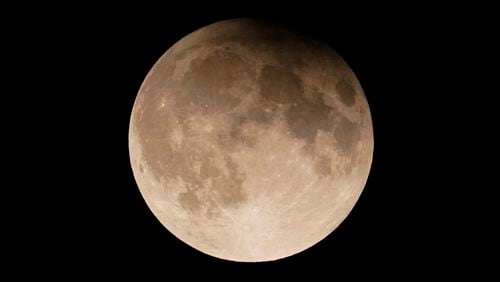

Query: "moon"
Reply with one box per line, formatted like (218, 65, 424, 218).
(129, 19, 373, 262)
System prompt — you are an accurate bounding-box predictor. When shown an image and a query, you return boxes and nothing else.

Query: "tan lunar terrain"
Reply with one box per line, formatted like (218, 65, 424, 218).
(129, 19, 373, 262)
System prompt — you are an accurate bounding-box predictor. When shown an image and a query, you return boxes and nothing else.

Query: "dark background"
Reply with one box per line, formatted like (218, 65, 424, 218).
(6, 3, 492, 279)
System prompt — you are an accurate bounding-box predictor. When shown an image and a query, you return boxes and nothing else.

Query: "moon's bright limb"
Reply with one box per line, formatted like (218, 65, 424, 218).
(129, 19, 373, 262)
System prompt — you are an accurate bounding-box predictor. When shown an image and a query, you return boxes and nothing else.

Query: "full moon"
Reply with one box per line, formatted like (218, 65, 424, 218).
(129, 19, 373, 262)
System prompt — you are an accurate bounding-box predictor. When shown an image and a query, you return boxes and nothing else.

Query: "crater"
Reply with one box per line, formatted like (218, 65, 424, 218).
(335, 79, 356, 107)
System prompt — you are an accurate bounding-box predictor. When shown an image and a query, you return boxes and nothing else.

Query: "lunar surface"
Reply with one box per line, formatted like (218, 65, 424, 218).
(129, 19, 373, 262)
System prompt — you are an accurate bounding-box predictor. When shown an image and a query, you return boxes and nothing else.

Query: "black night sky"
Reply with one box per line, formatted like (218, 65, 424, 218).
(6, 3, 491, 279)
